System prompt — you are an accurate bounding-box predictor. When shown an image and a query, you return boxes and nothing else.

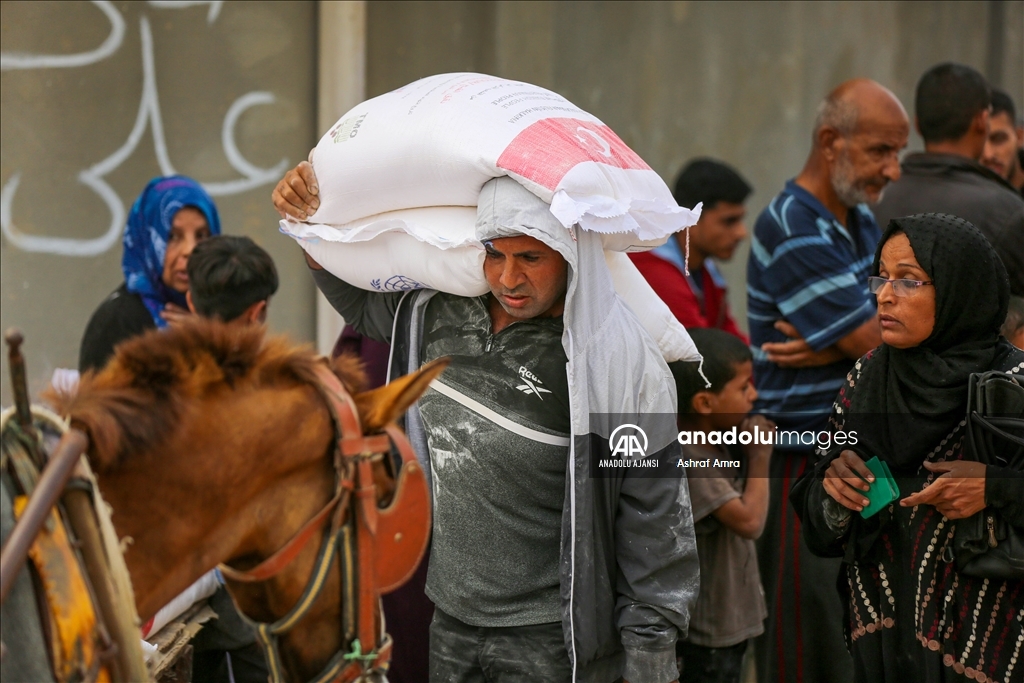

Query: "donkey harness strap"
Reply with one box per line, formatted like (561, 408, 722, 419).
(217, 360, 402, 683)
(216, 485, 347, 584)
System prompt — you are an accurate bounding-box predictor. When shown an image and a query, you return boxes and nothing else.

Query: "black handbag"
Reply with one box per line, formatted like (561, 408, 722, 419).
(952, 371, 1024, 580)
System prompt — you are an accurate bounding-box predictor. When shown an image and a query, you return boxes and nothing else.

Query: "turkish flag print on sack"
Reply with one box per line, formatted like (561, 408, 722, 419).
(496, 118, 651, 191)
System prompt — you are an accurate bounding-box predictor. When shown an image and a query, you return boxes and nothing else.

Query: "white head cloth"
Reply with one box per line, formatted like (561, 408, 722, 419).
(476, 176, 680, 449)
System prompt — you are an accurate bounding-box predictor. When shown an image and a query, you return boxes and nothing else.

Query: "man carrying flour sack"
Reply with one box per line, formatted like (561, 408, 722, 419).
(274, 169, 698, 683)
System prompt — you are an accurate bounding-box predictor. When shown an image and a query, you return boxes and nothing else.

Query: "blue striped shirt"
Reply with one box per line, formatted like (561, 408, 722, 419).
(746, 181, 880, 442)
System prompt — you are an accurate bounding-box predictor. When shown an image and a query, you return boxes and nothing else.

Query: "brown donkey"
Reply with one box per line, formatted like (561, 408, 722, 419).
(49, 318, 446, 682)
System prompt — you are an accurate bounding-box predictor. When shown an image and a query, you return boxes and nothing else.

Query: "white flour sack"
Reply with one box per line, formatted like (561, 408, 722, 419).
(604, 251, 700, 363)
(287, 206, 698, 362)
(291, 206, 489, 297)
(289, 72, 701, 248)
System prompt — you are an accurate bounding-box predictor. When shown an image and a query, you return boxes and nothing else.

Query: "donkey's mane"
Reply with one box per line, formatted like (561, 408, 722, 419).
(49, 318, 366, 472)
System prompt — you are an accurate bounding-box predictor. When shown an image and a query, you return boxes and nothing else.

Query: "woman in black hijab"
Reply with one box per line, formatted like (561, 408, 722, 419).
(792, 214, 1024, 683)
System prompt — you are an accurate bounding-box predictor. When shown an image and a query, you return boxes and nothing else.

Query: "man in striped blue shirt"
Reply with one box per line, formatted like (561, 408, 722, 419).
(747, 79, 908, 683)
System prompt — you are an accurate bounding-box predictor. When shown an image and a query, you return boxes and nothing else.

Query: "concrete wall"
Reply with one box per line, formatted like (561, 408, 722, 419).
(367, 0, 1024, 330)
(0, 1, 318, 405)
(2, 1, 1020, 404)
(316, 1, 366, 355)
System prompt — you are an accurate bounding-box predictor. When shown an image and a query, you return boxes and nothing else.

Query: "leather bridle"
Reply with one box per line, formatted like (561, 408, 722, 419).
(218, 362, 431, 683)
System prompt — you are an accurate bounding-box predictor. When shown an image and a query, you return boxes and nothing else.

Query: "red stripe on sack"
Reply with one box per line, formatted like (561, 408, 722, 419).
(496, 118, 651, 190)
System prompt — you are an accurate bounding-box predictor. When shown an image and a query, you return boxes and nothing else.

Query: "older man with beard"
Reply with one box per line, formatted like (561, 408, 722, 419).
(746, 79, 907, 683)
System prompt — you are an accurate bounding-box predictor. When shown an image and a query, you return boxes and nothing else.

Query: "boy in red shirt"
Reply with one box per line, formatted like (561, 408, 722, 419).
(631, 159, 752, 342)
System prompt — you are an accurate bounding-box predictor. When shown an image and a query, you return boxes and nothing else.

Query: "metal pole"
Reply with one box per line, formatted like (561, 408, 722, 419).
(61, 484, 150, 683)
(5, 329, 34, 432)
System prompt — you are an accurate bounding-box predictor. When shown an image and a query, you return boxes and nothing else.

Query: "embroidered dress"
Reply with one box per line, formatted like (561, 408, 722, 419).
(804, 352, 1024, 683)
(792, 214, 1024, 683)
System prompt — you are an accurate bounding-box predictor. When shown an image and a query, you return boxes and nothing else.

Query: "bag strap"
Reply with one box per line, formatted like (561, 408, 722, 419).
(966, 371, 1024, 467)
(970, 371, 1024, 416)
(969, 414, 1024, 447)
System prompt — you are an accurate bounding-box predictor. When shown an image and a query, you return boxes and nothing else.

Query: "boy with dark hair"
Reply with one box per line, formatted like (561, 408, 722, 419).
(631, 158, 753, 341)
(186, 235, 279, 324)
(672, 159, 754, 211)
(669, 328, 773, 683)
(875, 62, 1024, 295)
(183, 234, 278, 683)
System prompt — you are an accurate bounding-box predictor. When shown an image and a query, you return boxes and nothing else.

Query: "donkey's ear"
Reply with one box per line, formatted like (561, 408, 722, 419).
(354, 358, 449, 432)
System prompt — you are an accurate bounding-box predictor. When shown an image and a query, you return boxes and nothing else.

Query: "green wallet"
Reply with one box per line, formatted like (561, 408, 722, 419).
(859, 456, 900, 519)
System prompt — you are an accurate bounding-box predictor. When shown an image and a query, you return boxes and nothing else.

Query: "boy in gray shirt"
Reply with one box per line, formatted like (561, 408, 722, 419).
(670, 329, 773, 683)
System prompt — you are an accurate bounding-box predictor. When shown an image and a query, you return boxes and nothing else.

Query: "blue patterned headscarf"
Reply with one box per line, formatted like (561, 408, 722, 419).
(122, 176, 221, 327)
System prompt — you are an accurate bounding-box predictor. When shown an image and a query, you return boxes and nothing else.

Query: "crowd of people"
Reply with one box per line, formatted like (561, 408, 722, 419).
(76, 60, 1023, 683)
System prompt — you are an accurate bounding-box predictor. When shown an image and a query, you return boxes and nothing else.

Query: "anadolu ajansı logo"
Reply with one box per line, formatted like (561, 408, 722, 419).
(609, 424, 648, 459)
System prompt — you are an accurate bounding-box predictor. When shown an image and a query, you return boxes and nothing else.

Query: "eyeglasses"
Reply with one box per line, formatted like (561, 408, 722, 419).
(867, 276, 934, 298)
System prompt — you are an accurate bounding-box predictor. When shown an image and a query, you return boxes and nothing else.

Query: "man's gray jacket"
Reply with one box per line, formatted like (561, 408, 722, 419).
(873, 153, 1024, 295)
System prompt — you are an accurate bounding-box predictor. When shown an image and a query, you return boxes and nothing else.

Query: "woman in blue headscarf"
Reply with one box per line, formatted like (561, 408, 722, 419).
(79, 176, 221, 371)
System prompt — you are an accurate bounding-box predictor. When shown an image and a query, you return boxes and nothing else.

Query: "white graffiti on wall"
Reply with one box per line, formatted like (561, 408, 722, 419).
(0, 1, 286, 257)
(0, 0, 125, 71)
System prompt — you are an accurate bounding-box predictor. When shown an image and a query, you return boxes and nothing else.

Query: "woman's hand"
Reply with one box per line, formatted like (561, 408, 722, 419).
(823, 450, 875, 512)
(900, 460, 987, 519)
(272, 160, 319, 220)
(160, 302, 192, 327)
